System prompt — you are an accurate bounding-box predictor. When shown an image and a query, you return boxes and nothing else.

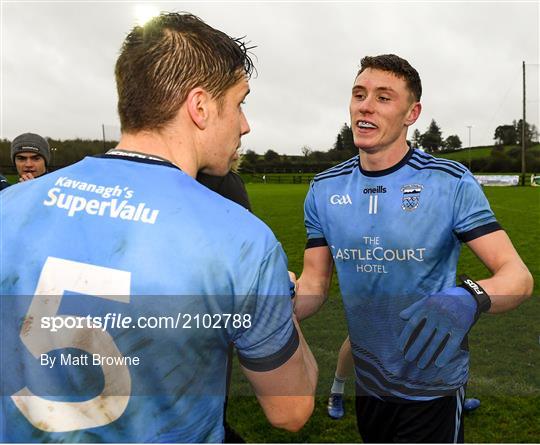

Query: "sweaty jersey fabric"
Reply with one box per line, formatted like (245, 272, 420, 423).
(304, 148, 500, 401)
(0, 155, 297, 443)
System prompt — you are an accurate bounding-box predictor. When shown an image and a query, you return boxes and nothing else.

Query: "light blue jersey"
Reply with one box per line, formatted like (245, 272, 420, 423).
(1, 154, 297, 442)
(305, 148, 500, 400)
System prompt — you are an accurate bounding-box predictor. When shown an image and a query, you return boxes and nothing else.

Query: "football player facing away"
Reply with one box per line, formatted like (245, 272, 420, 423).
(0, 13, 317, 443)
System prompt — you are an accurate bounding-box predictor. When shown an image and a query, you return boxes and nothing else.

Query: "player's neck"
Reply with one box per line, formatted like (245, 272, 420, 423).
(116, 129, 199, 178)
(358, 142, 411, 172)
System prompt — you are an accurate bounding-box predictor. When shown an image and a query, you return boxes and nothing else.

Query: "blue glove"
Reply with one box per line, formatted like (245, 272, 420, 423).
(398, 286, 478, 369)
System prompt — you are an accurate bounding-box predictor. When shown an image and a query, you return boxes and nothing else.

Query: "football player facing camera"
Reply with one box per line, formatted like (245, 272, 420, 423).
(294, 54, 533, 443)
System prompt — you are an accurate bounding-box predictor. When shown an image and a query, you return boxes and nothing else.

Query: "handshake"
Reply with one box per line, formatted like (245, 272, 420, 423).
(288, 271, 297, 299)
(398, 275, 491, 369)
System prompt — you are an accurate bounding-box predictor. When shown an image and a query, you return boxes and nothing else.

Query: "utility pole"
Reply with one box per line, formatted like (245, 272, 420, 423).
(521, 61, 526, 186)
(102, 124, 106, 151)
(466, 125, 472, 171)
(50, 147, 57, 170)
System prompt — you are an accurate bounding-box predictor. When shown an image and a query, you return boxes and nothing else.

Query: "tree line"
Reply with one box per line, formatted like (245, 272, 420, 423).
(493, 120, 538, 146)
(0, 138, 117, 174)
(242, 118, 539, 173)
(2, 118, 539, 175)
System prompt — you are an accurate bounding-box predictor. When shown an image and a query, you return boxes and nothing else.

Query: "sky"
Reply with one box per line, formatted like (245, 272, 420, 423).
(1, 1, 539, 155)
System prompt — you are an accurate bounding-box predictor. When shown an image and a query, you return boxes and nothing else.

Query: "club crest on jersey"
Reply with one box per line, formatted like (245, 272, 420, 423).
(400, 184, 423, 211)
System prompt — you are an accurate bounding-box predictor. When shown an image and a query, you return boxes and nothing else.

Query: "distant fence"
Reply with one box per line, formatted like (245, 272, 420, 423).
(241, 173, 314, 184)
(241, 172, 537, 186)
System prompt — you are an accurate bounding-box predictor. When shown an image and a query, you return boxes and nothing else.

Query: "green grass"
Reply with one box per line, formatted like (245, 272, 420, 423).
(225, 184, 540, 443)
(436, 146, 494, 162)
(436, 144, 540, 164)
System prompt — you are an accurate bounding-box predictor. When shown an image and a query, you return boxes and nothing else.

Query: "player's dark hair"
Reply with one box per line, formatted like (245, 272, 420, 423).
(116, 12, 255, 132)
(358, 54, 422, 101)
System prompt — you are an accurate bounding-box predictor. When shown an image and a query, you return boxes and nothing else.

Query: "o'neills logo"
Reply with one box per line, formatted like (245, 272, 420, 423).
(363, 186, 387, 194)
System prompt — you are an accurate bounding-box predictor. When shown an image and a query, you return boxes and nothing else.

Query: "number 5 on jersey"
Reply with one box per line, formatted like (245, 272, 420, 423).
(12, 257, 132, 433)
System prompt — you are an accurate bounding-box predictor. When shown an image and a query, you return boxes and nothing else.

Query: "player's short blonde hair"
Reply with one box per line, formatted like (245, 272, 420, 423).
(116, 12, 255, 133)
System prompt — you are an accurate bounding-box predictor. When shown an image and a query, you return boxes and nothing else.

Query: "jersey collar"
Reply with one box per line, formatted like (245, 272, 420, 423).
(96, 149, 182, 171)
(359, 148, 414, 177)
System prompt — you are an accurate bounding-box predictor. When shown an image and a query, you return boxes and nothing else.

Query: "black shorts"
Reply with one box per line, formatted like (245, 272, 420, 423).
(355, 387, 465, 443)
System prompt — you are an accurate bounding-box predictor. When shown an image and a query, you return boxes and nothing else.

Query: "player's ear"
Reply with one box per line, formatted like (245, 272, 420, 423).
(186, 88, 211, 130)
(404, 101, 421, 127)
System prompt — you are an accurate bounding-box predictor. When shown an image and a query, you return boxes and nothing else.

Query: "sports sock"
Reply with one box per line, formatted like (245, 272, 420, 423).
(331, 375, 346, 394)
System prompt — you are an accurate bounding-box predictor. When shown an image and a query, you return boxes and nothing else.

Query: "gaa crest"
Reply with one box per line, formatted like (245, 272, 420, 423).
(400, 184, 423, 211)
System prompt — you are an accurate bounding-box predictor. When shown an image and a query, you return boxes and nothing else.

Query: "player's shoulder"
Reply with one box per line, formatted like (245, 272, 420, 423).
(312, 156, 359, 185)
(407, 149, 468, 181)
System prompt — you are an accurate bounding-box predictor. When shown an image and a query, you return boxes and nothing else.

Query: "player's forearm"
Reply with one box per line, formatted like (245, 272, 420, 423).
(268, 319, 318, 432)
(295, 246, 334, 320)
(277, 319, 318, 422)
(477, 259, 533, 313)
(293, 277, 330, 320)
(255, 393, 314, 433)
(248, 320, 317, 432)
(293, 316, 318, 392)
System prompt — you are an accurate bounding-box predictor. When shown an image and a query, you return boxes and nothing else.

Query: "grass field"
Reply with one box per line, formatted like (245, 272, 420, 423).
(436, 146, 495, 162)
(4, 173, 539, 441)
(225, 184, 540, 443)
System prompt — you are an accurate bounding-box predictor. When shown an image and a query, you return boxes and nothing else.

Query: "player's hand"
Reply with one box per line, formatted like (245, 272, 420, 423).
(397, 287, 478, 369)
(19, 173, 35, 182)
(288, 271, 297, 299)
